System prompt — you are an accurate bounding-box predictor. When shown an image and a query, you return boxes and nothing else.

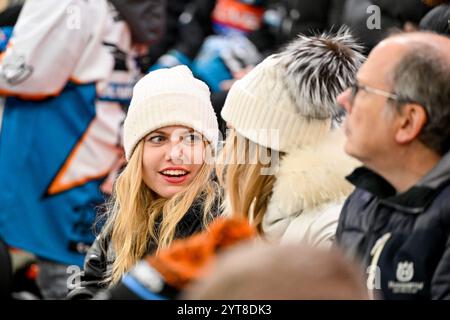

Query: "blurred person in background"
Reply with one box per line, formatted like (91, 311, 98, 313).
(0, 0, 23, 134)
(328, 0, 431, 54)
(0, 0, 164, 299)
(419, 0, 450, 36)
(137, 0, 195, 74)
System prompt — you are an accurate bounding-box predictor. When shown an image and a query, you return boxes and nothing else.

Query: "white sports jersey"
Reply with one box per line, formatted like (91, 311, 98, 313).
(0, 0, 114, 97)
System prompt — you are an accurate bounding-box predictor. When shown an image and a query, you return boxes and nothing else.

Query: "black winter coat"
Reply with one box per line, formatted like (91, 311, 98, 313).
(67, 199, 219, 300)
(336, 153, 450, 300)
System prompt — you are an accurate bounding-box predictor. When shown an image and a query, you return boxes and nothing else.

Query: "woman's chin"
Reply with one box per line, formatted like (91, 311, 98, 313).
(155, 184, 189, 199)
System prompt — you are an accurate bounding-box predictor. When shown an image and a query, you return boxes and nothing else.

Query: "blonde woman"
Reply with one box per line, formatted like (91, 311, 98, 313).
(217, 29, 365, 247)
(68, 66, 220, 299)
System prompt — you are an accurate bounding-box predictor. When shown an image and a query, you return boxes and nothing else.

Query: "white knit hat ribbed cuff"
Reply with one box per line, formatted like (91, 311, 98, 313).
(124, 93, 218, 160)
(221, 84, 332, 152)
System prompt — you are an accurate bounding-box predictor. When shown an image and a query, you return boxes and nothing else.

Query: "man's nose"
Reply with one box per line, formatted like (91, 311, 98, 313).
(337, 89, 352, 114)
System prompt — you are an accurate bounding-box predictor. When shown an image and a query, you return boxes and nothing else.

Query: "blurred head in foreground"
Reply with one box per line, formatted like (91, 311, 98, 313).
(183, 243, 369, 300)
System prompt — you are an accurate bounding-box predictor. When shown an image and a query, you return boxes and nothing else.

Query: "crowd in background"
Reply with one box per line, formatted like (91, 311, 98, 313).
(0, 0, 449, 300)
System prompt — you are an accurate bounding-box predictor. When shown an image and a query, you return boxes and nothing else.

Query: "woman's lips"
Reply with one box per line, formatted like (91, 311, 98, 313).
(159, 167, 190, 184)
(160, 173, 189, 184)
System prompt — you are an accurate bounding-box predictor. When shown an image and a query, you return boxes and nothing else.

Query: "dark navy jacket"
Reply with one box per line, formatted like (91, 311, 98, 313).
(336, 152, 450, 300)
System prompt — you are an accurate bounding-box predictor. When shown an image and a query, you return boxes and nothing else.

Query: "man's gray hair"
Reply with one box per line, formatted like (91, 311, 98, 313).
(391, 44, 450, 155)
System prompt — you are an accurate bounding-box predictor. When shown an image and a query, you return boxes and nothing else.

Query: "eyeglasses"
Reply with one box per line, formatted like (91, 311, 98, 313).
(347, 82, 428, 118)
(349, 82, 401, 105)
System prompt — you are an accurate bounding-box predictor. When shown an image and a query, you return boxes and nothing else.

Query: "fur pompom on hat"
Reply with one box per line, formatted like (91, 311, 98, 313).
(221, 27, 365, 152)
(123, 65, 219, 160)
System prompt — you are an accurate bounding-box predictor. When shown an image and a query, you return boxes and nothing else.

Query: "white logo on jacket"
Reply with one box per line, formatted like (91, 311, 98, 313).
(396, 261, 414, 282)
(388, 260, 424, 295)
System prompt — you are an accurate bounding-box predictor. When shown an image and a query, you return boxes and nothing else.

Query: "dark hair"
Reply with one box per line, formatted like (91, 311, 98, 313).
(391, 45, 450, 154)
(419, 4, 450, 36)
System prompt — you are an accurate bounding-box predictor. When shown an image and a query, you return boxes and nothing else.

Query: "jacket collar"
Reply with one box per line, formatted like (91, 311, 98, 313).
(347, 160, 450, 214)
(417, 150, 450, 189)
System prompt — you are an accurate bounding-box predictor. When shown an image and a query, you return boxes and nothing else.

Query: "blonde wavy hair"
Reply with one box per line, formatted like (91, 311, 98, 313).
(216, 130, 283, 234)
(102, 139, 219, 285)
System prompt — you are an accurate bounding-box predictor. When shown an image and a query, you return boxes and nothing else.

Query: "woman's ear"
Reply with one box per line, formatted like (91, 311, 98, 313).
(395, 103, 427, 144)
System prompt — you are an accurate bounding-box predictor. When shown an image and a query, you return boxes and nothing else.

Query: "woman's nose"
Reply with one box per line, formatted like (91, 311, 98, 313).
(165, 141, 184, 162)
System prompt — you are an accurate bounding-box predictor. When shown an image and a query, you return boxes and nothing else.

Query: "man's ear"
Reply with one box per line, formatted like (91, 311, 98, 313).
(395, 103, 427, 144)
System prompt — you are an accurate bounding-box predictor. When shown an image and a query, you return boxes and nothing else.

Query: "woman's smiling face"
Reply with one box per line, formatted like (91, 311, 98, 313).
(142, 125, 206, 199)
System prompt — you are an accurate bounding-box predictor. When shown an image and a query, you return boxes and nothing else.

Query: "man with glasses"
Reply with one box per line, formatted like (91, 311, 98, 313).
(335, 31, 450, 300)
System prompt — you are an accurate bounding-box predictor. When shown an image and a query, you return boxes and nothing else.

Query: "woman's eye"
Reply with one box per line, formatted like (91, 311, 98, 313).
(148, 135, 165, 144)
(183, 133, 202, 145)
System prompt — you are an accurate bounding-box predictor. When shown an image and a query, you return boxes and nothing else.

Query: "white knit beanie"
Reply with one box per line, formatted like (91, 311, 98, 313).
(123, 65, 219, 160)
(221, 28, 365, 153)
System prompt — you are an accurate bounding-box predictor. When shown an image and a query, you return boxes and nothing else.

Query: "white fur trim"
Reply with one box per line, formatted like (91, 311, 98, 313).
(262, 129, 360, 242)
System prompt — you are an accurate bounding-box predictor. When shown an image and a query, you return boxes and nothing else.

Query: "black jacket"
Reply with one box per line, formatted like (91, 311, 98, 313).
(67, 198, 219, 300)
(336, 152, 450, 300)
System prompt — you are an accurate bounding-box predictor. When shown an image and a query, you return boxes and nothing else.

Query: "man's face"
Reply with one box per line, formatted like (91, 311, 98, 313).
(337, 42, 407, 166)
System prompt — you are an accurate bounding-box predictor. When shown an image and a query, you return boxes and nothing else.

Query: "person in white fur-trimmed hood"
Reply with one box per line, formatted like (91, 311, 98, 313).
(217, 28, 365, 248)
